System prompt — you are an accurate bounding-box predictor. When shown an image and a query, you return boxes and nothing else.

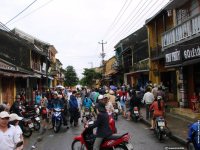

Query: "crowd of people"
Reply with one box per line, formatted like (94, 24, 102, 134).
(0, 82, 168, 150)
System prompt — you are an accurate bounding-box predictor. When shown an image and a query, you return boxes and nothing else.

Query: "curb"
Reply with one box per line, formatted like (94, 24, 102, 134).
(140, 118, 187, 146)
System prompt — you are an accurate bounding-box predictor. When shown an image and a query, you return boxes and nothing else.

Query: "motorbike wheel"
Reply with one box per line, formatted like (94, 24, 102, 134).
(34, 121, 40, 131)
(22, 126, 32, 137)
(71, 140, 87, 150)
(114, 145, 128, 150)
(53, 120, 61, 133)
(114, 113, 118, 120)
(187, 142, 195, 150)
(157, 131, 163, 141)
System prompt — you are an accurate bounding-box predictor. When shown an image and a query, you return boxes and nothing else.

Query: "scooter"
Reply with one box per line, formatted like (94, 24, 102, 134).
(154, 116, 167, 141)
(19, 117, 33, 137)
(131, 106, 140, 122)
(82, 107, 92, 123)
(71, 120, 134, 150)
(52, 108, 63, 133)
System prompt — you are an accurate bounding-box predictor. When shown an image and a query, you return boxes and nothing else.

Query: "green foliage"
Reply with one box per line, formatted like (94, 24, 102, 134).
(64, 66, 79, 87)
(80, 68, 102, 87)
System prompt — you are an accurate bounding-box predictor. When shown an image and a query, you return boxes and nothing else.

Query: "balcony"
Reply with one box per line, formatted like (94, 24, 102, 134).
(150, 46, 163, 59)
(162, 13, 200, 49)
(32, 62, 41, 71)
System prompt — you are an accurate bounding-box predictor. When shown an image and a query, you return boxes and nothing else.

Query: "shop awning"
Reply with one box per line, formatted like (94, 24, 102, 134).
(0, 70, 32, 78)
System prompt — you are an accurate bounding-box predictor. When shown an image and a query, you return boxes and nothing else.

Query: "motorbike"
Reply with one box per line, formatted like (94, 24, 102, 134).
(82, 107, 92, 123)
(154, 116, 167, 141)
(131, 106, 140, 122)
(113, 103, 119, 120)
(21, 105, 41, 131)
(19, 117, 34, 137)
(71, 120, 134, 150)
(52, 108, 63, 133)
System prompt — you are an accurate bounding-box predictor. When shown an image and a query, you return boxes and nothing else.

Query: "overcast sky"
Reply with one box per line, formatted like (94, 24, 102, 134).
(0, 0, 170, 78)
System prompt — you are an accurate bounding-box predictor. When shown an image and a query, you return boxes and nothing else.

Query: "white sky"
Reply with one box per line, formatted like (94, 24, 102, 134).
(0, 0, 170, 78)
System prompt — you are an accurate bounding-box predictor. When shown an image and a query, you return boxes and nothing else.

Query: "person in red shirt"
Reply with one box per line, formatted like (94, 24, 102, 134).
(149, 96, 165, 129)
(190, 92, 198, 112)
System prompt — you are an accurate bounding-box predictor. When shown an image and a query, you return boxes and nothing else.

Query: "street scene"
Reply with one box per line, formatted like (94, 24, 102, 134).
(1, 0, 200, 150)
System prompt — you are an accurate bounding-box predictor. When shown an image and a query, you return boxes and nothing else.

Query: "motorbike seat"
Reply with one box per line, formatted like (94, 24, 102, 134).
(105, 133, 128, 140)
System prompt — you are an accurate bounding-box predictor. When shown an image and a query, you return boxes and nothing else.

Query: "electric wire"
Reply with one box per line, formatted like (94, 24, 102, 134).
(105, 0, 147, 42)
(103, 0, 132, 40)
(106, 0, 166, 51)
(5, 0, 38, 25)
(9, 0, 54, 25)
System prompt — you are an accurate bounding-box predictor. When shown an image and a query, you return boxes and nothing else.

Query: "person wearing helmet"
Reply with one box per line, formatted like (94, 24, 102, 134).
(149, 96, 165, 129)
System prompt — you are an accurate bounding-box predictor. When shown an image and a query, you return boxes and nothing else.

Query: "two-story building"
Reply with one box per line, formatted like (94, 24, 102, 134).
(114, 26, 149, 88)
(146, 0, 200, 109)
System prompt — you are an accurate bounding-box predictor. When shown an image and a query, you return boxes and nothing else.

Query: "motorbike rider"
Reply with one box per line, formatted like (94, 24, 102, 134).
(49, 91, 64, 127)
(87, 94, 112, 150)
(127, 89, 141, 120)
(10, 95, 22, 116)
(149, 96, 165, 130)
(187, 121, 200, 150)
(83, 93, 93, 111)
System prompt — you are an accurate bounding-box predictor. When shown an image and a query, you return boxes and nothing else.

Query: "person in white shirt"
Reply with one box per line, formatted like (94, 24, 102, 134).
(9, 113, 23, 150)
(0, 111, 21, 150)
(142, 87, 155, 120)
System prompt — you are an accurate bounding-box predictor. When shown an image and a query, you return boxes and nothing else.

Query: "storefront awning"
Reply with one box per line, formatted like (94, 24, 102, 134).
(0, 70, 31, 78)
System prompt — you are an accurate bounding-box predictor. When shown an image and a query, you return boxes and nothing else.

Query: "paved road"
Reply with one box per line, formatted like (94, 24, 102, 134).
(24, 116, 186, 150)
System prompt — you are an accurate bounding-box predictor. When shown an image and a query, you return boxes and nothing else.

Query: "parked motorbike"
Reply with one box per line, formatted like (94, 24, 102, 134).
(71, 120, 134, 150)
(21, 105, 41, 131)
(131, 106, 140, 122)
(19, 118, 33, 137)
(52, 108, 63, 133)
(154, 116, 167, 141)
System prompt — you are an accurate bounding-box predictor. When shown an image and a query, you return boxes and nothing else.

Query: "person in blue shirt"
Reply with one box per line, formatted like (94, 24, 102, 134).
(69, 91, 79, 127)
(188, 121, 200, 150)
(35, 92, 42, 105)
(83, 94, 93, 110)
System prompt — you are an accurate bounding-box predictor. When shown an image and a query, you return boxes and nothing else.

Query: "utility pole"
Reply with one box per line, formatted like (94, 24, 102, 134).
(99, 40, 107, 84)
(88, 62, 93, 68)
(99, 40, 107, 65)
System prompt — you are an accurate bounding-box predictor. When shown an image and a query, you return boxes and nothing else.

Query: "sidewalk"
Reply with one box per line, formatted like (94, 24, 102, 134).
(140, 107, 193, 145)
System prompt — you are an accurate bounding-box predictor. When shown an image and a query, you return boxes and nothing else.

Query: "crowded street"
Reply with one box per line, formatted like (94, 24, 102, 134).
(23, 114, 186, 150)
(1, 0, 200, 150)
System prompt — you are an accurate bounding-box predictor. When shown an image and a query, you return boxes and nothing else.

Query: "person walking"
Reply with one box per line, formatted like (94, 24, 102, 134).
(142, 87, 154, 120)
(9, 113, 24, 150)
(69, 91, 79, 127)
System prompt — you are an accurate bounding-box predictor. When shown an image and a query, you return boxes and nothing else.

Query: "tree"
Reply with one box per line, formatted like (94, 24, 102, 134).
(80, 68, 102, 87)
(64, 66, 79, 87)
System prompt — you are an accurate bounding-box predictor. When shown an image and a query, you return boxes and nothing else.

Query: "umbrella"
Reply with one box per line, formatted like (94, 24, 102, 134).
(56, 85, 65, 89)
(110, 85, 117, 90)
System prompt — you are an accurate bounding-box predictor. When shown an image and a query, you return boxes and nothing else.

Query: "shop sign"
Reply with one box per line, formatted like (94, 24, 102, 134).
(165, 50, 181, 63)
(183, 46, 200, 60)
(0, 61, 16, 71)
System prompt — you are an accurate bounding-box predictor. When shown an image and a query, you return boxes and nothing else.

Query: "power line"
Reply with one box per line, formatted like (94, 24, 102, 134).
(106, 0, 165, 50)
(103, 0, 132, 40)
(5, 0, 38, 25)
(106, 0, 150, 44)
(105, 0, 147, 43)
(9, 0, 54, 25)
